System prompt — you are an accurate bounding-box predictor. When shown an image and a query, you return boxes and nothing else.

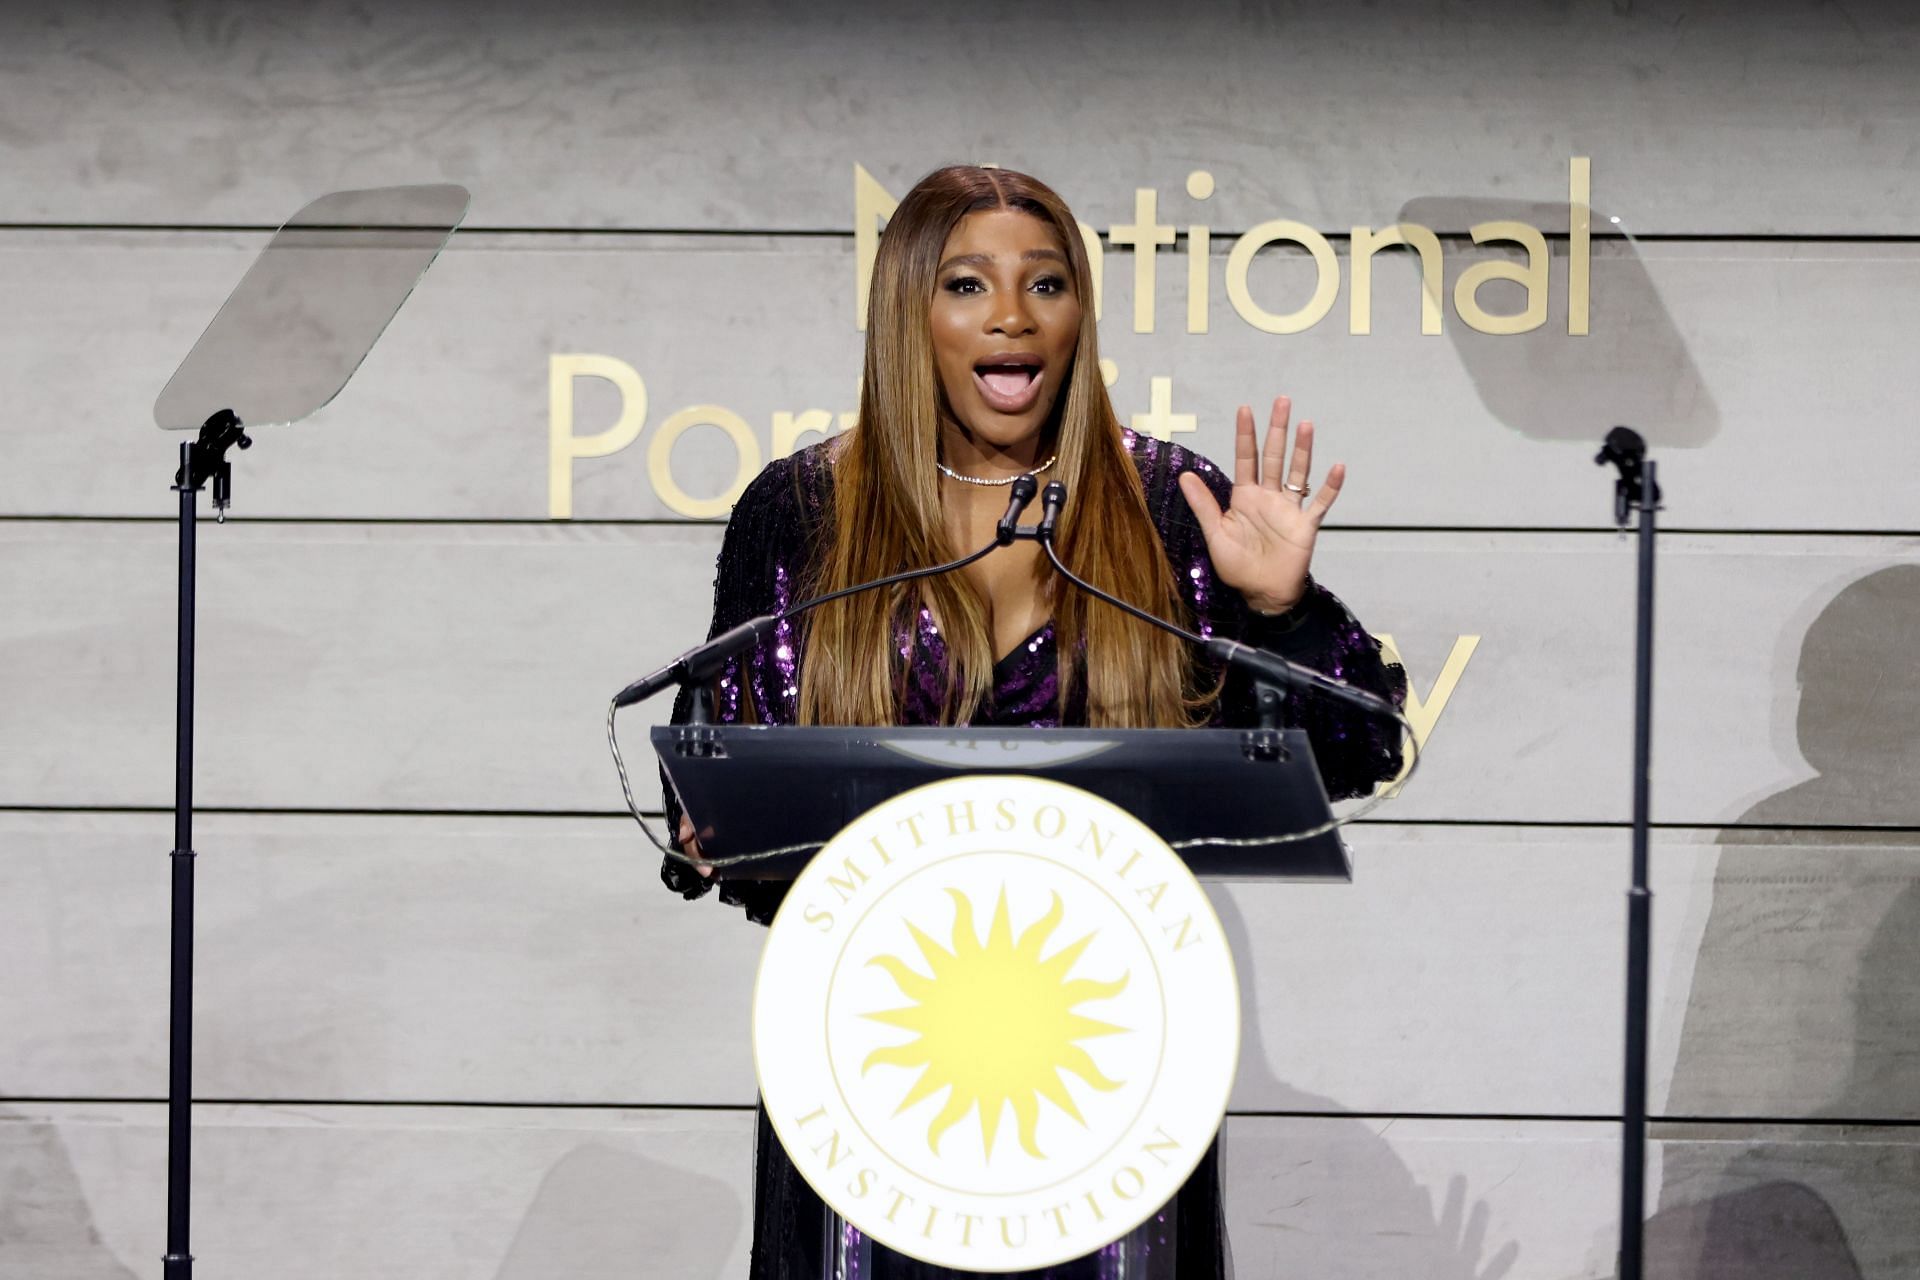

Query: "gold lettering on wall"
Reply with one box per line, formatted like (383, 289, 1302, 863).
(549, 354, 647, 520)
(1130, 376, 1196, 442)
(1076, 220, 1105, 322)
(1454, 222, 1550, 335)
(1111, 188, 1177, 334)
(774, 409, 838, 458)
(850, 158, 1593, 342)
(1372, 634, 1480, 797)
(648, 405, 764, 519)
(1225, 219, 1340, 335)
(1349, 223, 1445, 336)
(854, 163, 900, 331)
(1569, 155, 1591, 336)
(1185, 170, 1213, 335)
(551, 160, 1599, 518)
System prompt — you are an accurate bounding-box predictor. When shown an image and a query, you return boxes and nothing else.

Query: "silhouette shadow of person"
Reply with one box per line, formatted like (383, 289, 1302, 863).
(1645, 564, 1920, 1279)
(0, 1106, 140, 1280)
(493, 1140, 746, 1280)
(1210, 888, 1519, 1280)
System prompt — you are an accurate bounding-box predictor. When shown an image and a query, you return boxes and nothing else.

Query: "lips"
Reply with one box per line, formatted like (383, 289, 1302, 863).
(972, 353, 1045, 414)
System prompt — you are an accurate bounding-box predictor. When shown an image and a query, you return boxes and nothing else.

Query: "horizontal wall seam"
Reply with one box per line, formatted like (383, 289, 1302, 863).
(2, 804, 1915, 837)
(5, 1096, 1918, 1129)
(3, 223, 1919, 247)
(4, 516, 1917, 539)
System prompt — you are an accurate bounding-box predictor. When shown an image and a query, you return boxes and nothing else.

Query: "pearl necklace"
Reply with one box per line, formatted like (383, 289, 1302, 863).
(936, 454, 1057, 487)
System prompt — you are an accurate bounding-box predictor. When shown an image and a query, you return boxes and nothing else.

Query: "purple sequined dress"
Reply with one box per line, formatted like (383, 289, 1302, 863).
(661, 431, 1406, 1280)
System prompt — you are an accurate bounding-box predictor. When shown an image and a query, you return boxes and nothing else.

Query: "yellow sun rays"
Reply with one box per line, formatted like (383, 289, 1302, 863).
(861, 887, 1129, 1160)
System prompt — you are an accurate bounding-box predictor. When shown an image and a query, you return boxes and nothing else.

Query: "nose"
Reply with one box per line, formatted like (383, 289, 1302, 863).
(988, 289, 1037, 337)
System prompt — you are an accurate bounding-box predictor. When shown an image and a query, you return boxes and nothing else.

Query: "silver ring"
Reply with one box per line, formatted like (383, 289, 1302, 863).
(1282, 481, 1309, 497)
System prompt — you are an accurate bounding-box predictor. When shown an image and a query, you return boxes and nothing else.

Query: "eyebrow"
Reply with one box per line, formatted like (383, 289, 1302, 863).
(937, 247, 1070, 272)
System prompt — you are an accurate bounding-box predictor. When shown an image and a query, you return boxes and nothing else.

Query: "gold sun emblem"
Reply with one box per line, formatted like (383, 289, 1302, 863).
(861, 887, 1129, 1160)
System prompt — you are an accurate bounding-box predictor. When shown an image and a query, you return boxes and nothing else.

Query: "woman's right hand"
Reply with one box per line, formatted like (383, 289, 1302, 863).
(678, 814, 715, 878)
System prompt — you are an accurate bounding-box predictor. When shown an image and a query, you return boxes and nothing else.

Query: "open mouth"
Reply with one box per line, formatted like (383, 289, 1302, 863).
(972, 353, 1045, 414)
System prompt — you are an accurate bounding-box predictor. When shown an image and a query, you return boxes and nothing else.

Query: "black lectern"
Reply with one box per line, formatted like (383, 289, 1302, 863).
(655, 723, 1354, 882)
(652, 723, 1352, 1279)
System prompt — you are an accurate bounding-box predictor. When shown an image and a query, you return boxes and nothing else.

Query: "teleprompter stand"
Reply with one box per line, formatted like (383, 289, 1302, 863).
(162, 411, 250, 1280)
(1597, 426, 1661, 1280)
(154, 184, 468, 1280)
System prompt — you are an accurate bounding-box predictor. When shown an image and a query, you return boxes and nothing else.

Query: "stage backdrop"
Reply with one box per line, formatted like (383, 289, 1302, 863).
(3, 2, 1918, 1277)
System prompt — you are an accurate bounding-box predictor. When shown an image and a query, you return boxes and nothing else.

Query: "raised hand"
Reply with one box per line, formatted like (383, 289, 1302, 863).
(1175, 395, 1344, 616)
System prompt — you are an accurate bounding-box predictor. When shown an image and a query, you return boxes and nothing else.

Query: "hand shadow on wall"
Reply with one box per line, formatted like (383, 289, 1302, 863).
(0, 1107, 138, 1280)
(1210, 892, 1520, 1280)
(1643, 564, 1920, 1279)
(492, 1140, 744, 1280)
(1395, 196, 1718, 448)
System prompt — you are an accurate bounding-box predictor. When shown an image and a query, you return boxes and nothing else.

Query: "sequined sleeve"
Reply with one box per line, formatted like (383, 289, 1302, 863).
(1129, 431, 1408, 799)
(658, 449, 827, 920)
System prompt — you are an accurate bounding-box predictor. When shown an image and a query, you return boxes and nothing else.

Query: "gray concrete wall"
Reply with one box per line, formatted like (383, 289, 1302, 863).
(3, 2, 1917, 1277)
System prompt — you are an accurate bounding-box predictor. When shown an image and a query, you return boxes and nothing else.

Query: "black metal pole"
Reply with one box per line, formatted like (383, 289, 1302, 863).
(163, 412, 245, 1280)
(165, 440, 198, 1280)
(1618, 458, 1658, 1280)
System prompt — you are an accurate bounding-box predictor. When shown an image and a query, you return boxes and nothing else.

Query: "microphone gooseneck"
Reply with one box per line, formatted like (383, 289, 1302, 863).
(617, 466, 1404, 731)
(613, 539, 999, 709)
(1033, 481, 1393, 718)
(609, 463, 1420, 865)
(616, 471, 1046, 709)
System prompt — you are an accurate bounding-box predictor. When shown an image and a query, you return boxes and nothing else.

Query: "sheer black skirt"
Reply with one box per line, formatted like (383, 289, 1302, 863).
(747, 1104, 1229, 1279)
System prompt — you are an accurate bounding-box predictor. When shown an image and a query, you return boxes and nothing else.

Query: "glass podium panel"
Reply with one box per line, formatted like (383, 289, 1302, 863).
(825, 1205, 1178, 1279)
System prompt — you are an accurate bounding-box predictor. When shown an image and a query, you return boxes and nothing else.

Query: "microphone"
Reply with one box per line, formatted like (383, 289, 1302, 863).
(614, 472, 1043, 709)
(1036, 479, 1066, 543)
(612, 615, 783, 709)
(1197, 637, 1384, 717)
(1032, 480, 1388, 718)
(996, 473, 1041, 545)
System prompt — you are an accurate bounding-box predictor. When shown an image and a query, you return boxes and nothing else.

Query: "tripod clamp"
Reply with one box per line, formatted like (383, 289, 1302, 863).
(1595, 425, 1661, 528)
(173, 408, 252, 520)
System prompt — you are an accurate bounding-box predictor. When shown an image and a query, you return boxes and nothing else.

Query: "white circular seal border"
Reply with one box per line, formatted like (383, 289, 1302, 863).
(754, 775, 1240, 1273)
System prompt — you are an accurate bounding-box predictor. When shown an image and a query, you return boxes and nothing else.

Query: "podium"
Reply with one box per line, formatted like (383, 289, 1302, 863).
(655, 723, 1353, 882)
(654, 724, 1352, 1279)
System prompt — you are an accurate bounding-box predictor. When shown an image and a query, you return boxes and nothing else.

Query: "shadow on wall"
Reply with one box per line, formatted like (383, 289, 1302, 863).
(1210, 893, 1520, 1280)
(494, 1140, 746, 1280)
(1646, 564, 1920, 1278)
(0, 1108, 138, 1280)
(1396, 197, 1718, 448)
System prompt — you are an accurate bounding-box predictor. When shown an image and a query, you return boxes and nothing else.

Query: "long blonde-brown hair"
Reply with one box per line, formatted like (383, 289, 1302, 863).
(798, 165, 1200, 728)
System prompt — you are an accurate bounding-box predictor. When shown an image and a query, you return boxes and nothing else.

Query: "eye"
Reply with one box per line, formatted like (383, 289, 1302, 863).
(1030, 274, 1068, 295)
(942, 275, 985, 295)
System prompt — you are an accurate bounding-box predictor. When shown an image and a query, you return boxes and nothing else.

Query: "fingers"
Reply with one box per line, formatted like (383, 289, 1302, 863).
(1307, 460, 1346, 524)
(1232, 404, 1257, 486)
(678, 814, 714, 878)
(1261, 396, 1291, 489)
(1461, 1197, 1491, 1266)
(1178, 470, 1225, 540)
(1287, 417, 1314, 494)
(1233, 398, 1337, 517)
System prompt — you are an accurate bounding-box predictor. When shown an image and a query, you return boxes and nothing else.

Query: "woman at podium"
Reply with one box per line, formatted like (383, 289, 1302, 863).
(661, 165, 1405, 1279)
